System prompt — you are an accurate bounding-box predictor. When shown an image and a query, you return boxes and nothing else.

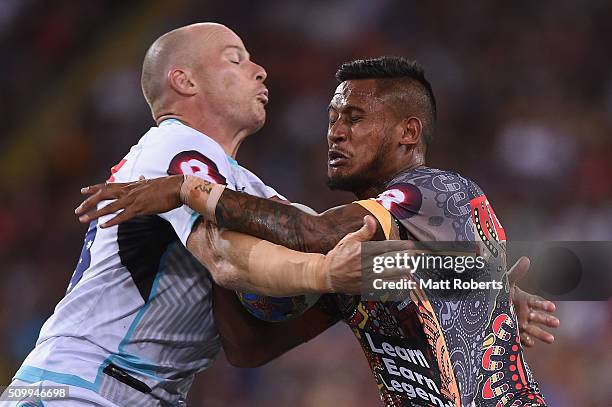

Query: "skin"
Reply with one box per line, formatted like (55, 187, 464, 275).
(326, 79, 426, 199)
(76, 77, 558, 352)
(72, 23, 414, 368)
(142, 22, 268, 157)
(139, 24, 398, 296)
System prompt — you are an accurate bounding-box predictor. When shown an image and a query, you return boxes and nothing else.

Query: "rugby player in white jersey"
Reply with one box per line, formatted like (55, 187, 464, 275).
(1, 23, 400, 407)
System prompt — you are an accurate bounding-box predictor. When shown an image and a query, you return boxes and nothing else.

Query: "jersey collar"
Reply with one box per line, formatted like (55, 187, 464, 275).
(159, 118, 240, 167)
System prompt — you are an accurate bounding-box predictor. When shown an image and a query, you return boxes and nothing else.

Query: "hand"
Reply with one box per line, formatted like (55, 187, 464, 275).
(508, 256, 560, 347)
(75, 175, 184, 227)
(322, 216, 410, 294)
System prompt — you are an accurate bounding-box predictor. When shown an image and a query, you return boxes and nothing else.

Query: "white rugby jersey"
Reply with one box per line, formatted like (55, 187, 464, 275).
(14, 119, 282, 406)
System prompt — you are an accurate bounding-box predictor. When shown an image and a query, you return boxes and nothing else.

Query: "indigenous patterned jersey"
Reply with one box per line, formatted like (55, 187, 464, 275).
(323, 167, 546, 407)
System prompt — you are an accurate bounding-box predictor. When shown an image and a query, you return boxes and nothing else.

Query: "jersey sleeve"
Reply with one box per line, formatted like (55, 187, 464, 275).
(353, 199, 395, 239)
(111, 129, 231, 246)
(237, 165, 288, 202)
(353, 180, 423, 240)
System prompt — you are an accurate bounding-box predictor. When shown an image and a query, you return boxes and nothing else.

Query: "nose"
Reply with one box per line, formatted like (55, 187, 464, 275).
(328, 119, 349, 145)
(252, 61, 267, 82)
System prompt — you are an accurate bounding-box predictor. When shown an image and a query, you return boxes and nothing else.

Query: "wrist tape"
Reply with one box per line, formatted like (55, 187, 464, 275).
(180, 175, 226, 222)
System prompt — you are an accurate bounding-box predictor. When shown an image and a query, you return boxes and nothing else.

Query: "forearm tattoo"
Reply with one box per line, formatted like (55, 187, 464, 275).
(214, 190, 361, 254)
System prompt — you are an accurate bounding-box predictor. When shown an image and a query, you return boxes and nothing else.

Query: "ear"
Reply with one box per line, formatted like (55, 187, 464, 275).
(168, 68, 198, 97)
(399, 117, 422, 146)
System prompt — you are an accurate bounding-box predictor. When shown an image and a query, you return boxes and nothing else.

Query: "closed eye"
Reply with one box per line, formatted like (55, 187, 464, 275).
(328, 109, 338, 125)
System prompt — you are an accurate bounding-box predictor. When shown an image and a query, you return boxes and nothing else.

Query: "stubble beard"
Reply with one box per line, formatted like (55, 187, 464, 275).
(326, 137, 391, 197)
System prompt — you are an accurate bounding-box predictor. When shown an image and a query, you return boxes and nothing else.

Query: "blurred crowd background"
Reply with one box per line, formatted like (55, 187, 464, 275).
(1, 0, 611, 406)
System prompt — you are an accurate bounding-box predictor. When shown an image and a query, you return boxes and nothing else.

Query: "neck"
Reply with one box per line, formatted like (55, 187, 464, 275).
(353, 161, 425, 200)
(353, 180, 390, 200)
(156, 112, 249, 158)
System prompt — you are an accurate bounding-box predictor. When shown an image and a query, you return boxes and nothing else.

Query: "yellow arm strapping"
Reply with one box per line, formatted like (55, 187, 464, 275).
(354, 199, 393, 239)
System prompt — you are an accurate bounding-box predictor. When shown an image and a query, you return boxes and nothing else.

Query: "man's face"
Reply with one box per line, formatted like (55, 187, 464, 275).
(327, 79, 400, 193)
(195, 27, 268, 133)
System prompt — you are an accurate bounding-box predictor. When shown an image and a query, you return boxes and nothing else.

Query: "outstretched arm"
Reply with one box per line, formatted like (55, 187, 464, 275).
(213, 188, 379, 253)
(76, 175, 387, 253)
(186, 215, 406, 295)
(75, 175, 559, 345)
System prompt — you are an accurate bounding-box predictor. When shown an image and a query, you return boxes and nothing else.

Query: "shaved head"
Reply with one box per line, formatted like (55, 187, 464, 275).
(139, 22, 268, 140)
(141, 23, 231, 113)
(374, 78, 435, 143)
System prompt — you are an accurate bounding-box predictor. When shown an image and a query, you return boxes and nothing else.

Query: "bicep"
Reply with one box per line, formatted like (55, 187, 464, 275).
(304, 202, 389, 253)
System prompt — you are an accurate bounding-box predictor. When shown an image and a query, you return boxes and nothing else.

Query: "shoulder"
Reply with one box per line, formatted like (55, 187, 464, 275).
(389, 167, 483, 198)
(234, 163, 287, 200)
(383, 168, 485, 211)
(379, 167, 489, 226)
(114, 124, 231, 184)
(149, 124, 228, 166)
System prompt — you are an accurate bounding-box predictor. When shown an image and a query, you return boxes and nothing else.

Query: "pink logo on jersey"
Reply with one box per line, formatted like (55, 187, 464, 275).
(106, 159, 127, 183)
(167, 150, 226, 184)
(375, 183, 421, 219)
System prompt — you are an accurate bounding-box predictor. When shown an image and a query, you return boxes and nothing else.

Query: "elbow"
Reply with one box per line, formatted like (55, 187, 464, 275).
(208, 263, 241, 290)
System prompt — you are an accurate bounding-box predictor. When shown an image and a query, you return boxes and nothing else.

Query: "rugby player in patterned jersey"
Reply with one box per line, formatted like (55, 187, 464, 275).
(77, 57, 558, 406)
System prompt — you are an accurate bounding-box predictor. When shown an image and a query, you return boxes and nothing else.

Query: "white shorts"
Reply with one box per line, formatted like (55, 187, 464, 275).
(0, 380, 121, 407)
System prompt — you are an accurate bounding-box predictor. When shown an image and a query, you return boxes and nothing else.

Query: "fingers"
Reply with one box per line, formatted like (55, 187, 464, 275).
(100, 209, 131, 228)
(75, 193, 108, 219)
(523, 324, 555, 345)
(517, 300, 559, 347)
(515, 301, 531, 331)
(75, 186, 122, 216)
(529, 296, 556, 313)
(528, 310, 560, 328)
(520, 331, 535, 347)
(78, 199, 127, 225)
(340, 215, 378, 244)
(508, 256, 530, 285)
(76, 181, 144, 216)
(80, 183, 107, 195)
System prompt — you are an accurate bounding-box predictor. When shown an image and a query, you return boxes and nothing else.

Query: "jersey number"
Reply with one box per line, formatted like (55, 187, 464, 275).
(67, 219, 98, 293)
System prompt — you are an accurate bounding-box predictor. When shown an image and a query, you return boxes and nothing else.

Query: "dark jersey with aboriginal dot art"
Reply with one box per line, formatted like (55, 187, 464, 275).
(319, 167, 546, 407)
